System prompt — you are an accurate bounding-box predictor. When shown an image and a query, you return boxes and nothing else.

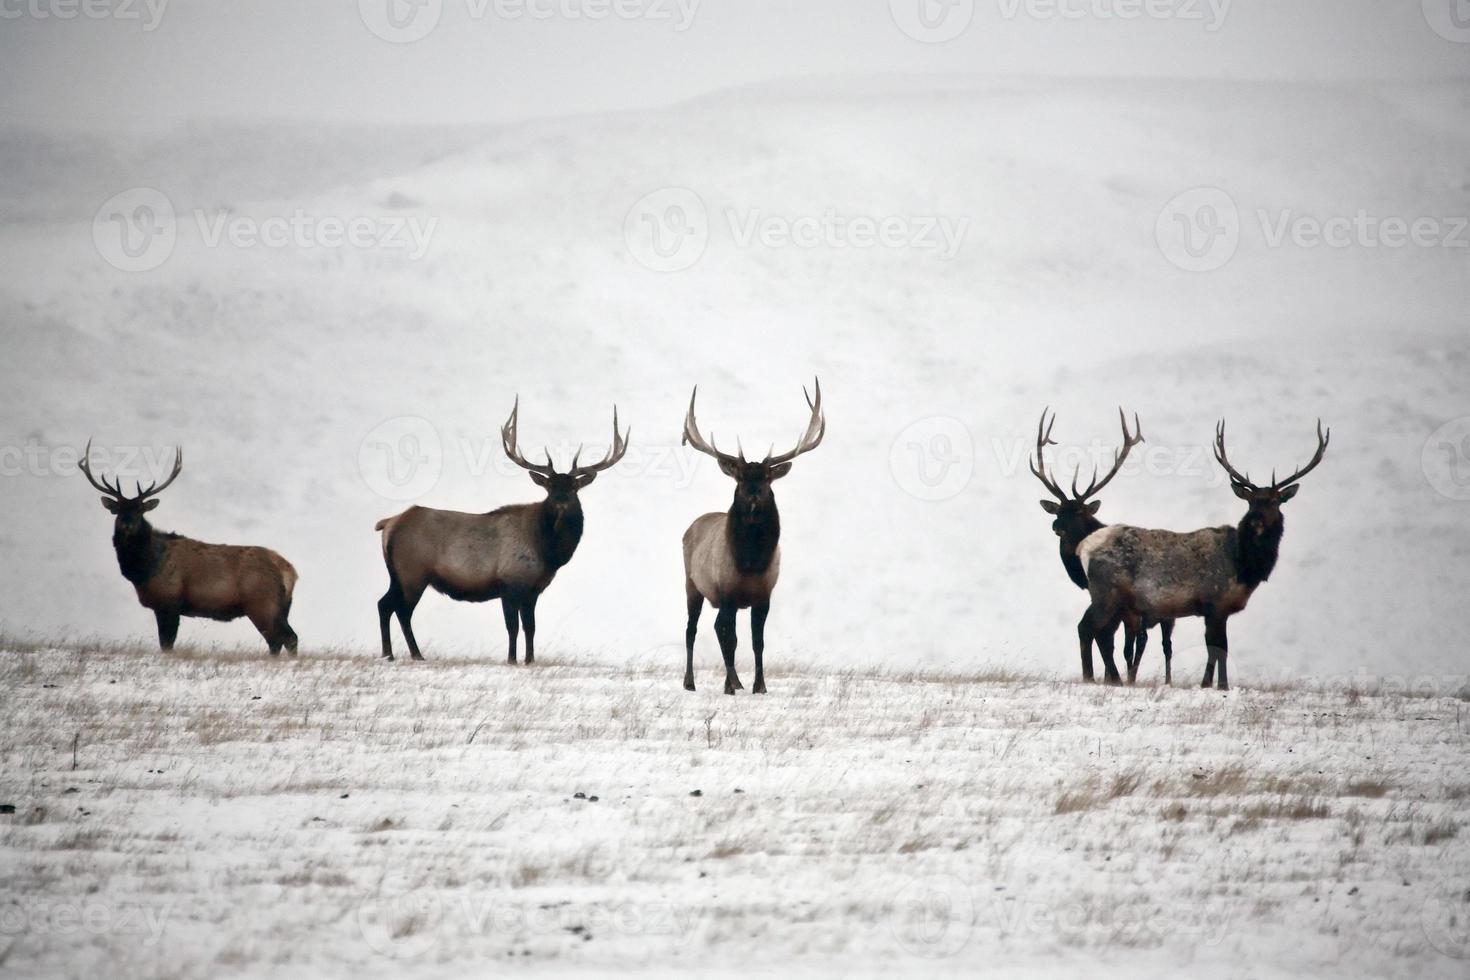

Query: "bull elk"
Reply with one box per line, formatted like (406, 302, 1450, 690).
(79, 441, 299, 654)
(680, 379, 825, 694)
(1077, 420, 1330, 690)
(1030, 408, 1176, 684)
(375, 399, 628, 662)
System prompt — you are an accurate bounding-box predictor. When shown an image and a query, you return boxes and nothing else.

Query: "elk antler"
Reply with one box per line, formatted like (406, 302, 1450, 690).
(1215, 419, 1330, 492)
(682, 387, 743, 467)
(501, 397, 560, 476)
(567, 406, 630, 479)
(1028, 407, 1067, 502)
(763, 378, 825, 466)
(1073, 408, 1144, 502)
(1269, 419, 1330, 490)
(78, 438, 182, 501)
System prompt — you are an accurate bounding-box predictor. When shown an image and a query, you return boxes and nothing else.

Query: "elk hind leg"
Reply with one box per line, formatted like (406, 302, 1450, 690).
(1127, 618, 1148, 685)
(1076, 609, 1096, 682)
(520, 593, 538, 664)
(1160, 619, 1175, 685)
(1204, 615, 1230, 691)
(395, 580, 428, 661)
(156, 611, 180, 652)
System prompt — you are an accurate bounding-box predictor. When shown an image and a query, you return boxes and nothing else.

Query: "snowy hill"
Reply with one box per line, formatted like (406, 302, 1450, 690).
(1, 76, 1467, 683)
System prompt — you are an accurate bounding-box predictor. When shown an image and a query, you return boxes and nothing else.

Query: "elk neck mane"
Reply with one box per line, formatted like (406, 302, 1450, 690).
(1060, 515, 1106, 590)
(112, 519, 178, 586)
(1233, 512, 1284, 588)
(727, 493, 781, 575)
(535, 499, 584, 570)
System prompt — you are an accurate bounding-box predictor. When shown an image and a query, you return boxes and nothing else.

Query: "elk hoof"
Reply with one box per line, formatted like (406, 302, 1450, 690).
(382, 653, 395, 662)
(752, 680, 766, 694)
(683, 677, 696, 692)
(410, 653, 425, 662)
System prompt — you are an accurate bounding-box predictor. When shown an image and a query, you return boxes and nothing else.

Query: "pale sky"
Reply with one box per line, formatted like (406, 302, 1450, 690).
(1, 0, 1466, 128)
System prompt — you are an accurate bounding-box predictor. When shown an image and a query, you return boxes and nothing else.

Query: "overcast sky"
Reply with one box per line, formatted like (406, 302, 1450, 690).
(2, 0, 1466, 128)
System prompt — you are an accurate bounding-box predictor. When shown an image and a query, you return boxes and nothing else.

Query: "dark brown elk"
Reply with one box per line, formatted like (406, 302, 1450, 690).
(1030, 408, 1176, 684)
(680, 379, 825, 695)
(375, 400, 628, 663)
(1077, 420, 1330, 690)
(79, 441, 299, 654)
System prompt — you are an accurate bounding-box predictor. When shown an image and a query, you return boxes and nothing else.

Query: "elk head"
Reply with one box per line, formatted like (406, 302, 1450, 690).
(501, 398, 629, 528)
(1031, 408, 1144, 539)
(682, 379, 826, 522)
(1213, 419, 1330, 539)
(79, 439, 183, 540)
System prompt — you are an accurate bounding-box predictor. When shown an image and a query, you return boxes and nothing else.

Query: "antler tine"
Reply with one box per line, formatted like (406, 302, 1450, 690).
(136, 447, 183, 500)
(1270, 418, 1331, 489)
(763, 377, 826, 466)
(1028, 407, 1068, 502)
(1213, 418, 1256, 490)
(1076, 407, 1145, 501)
(78, 438, 125, 498)
(501, 397, 559, 476)
(569, 405, 630, 478)
(682, 386, 740, 466)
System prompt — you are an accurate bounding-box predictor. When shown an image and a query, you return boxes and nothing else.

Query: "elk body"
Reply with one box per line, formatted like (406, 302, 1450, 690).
(1030, 409, 1175, 684)
(1077, 420, 1330, 690)
(681, 380, 825, 695)
(375, 400, 628, 662)
(79, 442, 299, 654)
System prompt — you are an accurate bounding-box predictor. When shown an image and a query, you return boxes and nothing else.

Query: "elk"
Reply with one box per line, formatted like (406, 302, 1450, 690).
(375, 399, 628, 663)
(1030, 408, 1174, 684)
(680, 379, 825, 695)
(78, 441, 299, 654)
(1077, 420, 1330, 690)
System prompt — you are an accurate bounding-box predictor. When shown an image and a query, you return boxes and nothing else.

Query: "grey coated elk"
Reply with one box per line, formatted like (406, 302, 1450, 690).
(1077, 420, 1330, 690)
(79, 441, 299, 654)
(375, 399, 629, 662)
(681, 379, 825, 694)
(1030, 408, 1176, 684)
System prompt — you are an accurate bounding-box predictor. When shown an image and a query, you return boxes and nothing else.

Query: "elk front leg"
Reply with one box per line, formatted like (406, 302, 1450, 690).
(751, 600, 770, 694)
(155, 611, 180, 652)
(1076, 609, 1096, 682)
(714, 604, 741, 695)
(520, 593, 538, 664)
(1204, 615, 1229, 691)
(1160, 619, 1175, 685)
(684, 586, 702, 692)
(502, 596, 521, 664)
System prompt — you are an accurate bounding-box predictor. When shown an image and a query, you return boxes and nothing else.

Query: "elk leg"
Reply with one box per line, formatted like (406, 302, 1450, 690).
(396, 585, 427, 661)
(751, 600, 770, 695)
(378, 584, 399, 660)
(1160, 619, 1175, 685)
(1092, 610, 1124, 685)
(1076, 609, 1096, 682)
(520, 594, 538, 665)
(501, 596, 521, 664)
(684, 586, 702, 692)
(1205, 615, 1229, 691)
(1128, 621, 1149, 685)
(276, 615, 299, 657)
(714, 604, 741, 696)
(155, 611, 180, 652)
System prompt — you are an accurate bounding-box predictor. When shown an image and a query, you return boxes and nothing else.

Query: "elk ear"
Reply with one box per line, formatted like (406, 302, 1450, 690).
(1277, 484, 1301, 503)
(1230, 480, 1253, 501)
(767, 462, 794, 481)
(100, 496, 119, 513)
(140, 499, 160, 512)
(1084, 501, 1102, 516)
(717, 458, 741, 479)
(574, 472, 598, 489)
(1039, 500, 1060, 514)
(528, 471, 552, 489)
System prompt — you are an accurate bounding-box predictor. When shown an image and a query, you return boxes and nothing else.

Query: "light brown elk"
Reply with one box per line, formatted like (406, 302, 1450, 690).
(1077, 420, 1330, 690)
(79, 441, 299, 654)
(375, 400, 628, 662)
(681, 379, 825, 694)
(1030, 408, 1176, 684)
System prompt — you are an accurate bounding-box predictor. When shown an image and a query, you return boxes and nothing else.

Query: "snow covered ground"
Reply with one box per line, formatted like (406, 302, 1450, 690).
(1, 642, 1467, 978)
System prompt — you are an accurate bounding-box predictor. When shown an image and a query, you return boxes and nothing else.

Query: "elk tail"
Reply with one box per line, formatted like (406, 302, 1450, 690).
(375, 513, 403, 558)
